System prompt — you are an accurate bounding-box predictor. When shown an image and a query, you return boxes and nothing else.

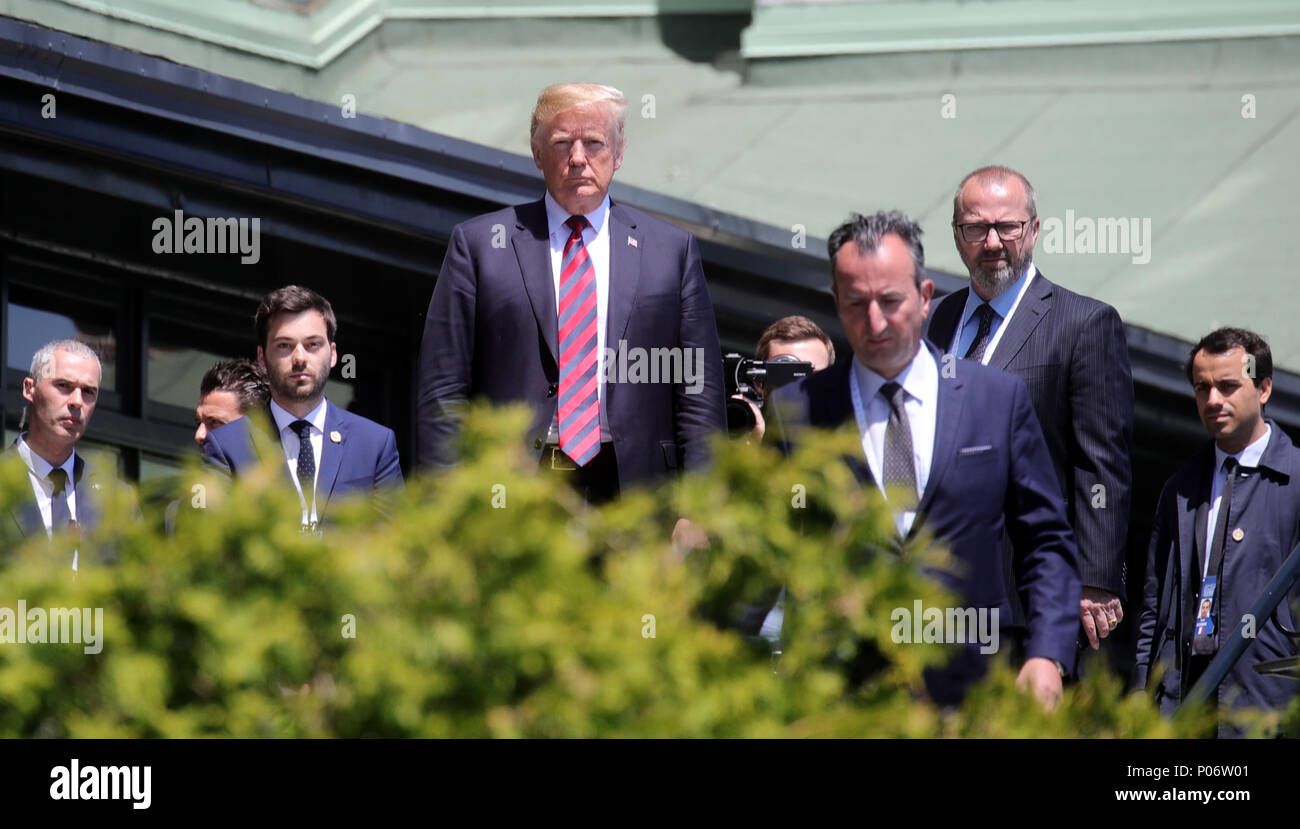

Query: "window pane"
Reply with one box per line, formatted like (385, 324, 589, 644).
(6, 303, 117, 390)
(147, 319, 356, 413)
(76, 440, 123, 478)
(148, 342, 233, 410)
(140, 452, 185, 483)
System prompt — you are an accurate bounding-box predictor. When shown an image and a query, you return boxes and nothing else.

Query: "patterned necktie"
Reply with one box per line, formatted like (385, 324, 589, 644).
(879, 381, 917, 505)
(48, 467, 71, 531)
(290, 420, 316, 506)
(557, 215, 600, 466)
(964, 303, 997, 362)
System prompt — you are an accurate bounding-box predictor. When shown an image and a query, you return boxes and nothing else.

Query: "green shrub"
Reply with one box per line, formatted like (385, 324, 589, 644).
(0, 405, 1229, 737)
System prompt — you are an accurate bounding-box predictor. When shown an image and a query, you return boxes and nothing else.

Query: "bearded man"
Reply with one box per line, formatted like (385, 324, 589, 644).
(202, 285, 403, 526)
(926, 166, 1134, 656)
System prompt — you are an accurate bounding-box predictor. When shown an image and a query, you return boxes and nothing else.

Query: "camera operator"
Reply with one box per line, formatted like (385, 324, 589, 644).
(729, 316, 835, 442)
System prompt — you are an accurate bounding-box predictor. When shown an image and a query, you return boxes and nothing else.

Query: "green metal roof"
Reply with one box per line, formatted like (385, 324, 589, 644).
(10, 0, 1300, 365)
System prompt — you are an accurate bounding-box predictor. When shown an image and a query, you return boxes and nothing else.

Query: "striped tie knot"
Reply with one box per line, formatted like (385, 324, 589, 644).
(565, 215, 590, 236)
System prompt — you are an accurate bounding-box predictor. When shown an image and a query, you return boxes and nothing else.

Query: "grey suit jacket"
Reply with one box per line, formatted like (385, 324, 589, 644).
(925, 270, 1134, 597)
(2, 442, 136, 565)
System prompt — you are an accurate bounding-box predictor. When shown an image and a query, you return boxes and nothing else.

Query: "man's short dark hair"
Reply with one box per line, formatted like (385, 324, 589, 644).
(827, 211, 926, 292)
(200, 359, 270, 412)
(1185, 327, 1273, 387)
(255, 285, 337, 349)
(756, 315, 836, 365)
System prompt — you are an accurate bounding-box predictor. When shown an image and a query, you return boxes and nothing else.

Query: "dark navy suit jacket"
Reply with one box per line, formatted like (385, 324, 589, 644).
(770, 344, 1082, 692)
(1134, 422, 1300, 733)
(416, 197, 725, 489)
(201, 402, 403, 522)
(926, 271, 1133, 598)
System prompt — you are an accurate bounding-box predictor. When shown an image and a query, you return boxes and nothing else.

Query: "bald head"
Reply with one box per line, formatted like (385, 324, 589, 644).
(953, 165, 1037, 224)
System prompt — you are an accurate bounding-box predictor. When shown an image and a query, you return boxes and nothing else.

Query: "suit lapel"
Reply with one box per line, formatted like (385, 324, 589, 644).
(1191, 492, 1208, 581)
(255, 404, 296, 490)
(606, 203, 643, 346)
(989, 272, 1052, 370)
(4, 442, 63, 537)
(816, 362, 874, 486)
(512, 200, 559, 365)
(315, 405, 346, 514)
(73, 453, 102, 533)
(915, 347, 963, 519)
(1178, 450, 1214, 651)
(927, 288, 968, 353)
(809, 360, 855, 428)
(13, 498, 43, 538)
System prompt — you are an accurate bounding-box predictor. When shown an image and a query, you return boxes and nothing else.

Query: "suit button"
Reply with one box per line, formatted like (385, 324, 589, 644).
(533, 438, 544, 450)
(547, 384, 558, 398)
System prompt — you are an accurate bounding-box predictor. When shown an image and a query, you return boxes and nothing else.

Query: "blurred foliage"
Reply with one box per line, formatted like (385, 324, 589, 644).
(0, 404, 1265, 737)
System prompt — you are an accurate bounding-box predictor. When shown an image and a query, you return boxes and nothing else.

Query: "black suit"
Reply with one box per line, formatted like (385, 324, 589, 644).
(417, 198, 725, 491)
(926, 270, 1133, 598)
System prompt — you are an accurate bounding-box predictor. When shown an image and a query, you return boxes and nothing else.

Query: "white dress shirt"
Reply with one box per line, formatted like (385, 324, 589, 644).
(1204, 425, 1271, 578)
(951, 262, 1037, 363)
(270, 398, 327, 526)
(849, 345, 939, 537)
(16, 433, 80, 571)
(760, 345, 940, 643)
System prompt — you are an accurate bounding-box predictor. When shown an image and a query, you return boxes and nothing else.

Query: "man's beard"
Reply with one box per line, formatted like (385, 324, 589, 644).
(969, 247, 1033, 298)
(269, 364, 326, 403)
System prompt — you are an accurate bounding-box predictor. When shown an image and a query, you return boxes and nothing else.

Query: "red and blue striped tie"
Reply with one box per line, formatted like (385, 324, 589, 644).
(558, 215, 600, 466)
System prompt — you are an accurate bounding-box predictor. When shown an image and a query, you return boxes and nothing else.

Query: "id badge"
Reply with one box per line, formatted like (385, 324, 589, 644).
(1194, 575, 1217, 636)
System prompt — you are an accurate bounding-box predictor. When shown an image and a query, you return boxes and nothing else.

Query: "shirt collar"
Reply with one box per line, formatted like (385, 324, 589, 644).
(269, 398, 328, 436)
(851, 343, 936, 409)
(1214, 423, 1271, 472)
(16, 433, 75, 483)
(544, 191, 610, 239)
(959, 261, 1037, 328)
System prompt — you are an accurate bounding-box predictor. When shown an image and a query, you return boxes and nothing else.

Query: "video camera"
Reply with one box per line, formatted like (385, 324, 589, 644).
(723, 352, 814, 438)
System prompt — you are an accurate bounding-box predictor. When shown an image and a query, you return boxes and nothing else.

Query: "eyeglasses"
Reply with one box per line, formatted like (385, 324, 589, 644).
(953, 220, 1030, 243)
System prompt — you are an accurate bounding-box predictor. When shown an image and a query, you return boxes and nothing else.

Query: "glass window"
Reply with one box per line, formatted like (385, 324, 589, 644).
(148, 341, 235, 411)
(138, 451, 187, 506)
(6, 303, 117, 390)
(140, 452, 185, 483)
(76, 439, 124, 478)
(145, 337, 354, 412)
(146, 309, 254, 421)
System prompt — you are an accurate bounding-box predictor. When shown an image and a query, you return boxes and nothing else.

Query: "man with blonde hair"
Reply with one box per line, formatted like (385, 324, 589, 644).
(418, 82, 725, 504)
